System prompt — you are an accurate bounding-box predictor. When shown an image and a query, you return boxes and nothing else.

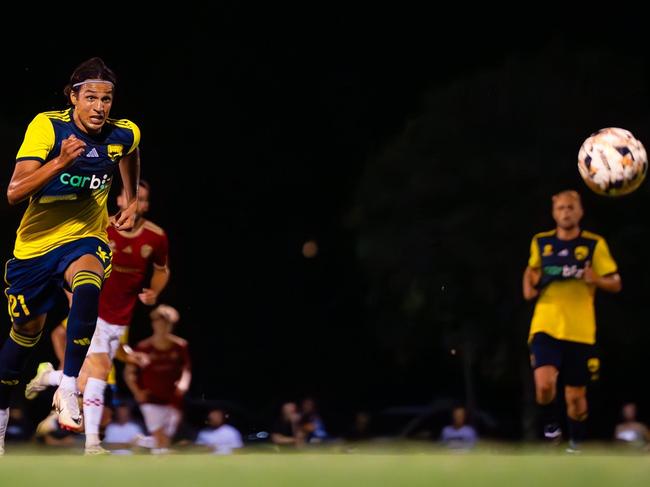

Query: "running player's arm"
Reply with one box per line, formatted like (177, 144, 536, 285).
(138, 267, 169, 305)
(139, 233, 170, 305)
(112, 147, 140, 230)
(523, 267, 541, 300)
(123, 361, 148, 403)
(523, 236, 542, 300)
(584, 262, 622, 293)
(8, 114, 86, 204)
(584, 238, 622, 293)
(115, 344, 150, 366)
(175, 341, 191, 396)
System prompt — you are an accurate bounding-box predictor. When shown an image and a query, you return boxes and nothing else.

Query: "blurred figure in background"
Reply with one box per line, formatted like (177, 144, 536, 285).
(195, 407, 243, 455)
(4, 407, 33, 443)
(299, 397, 329, 443)
(124, 304, 191, 454)
(271, 402, 304, 448)
(440, 406, 478, 450)
(614, 402, 649, 449)
(103, 403, 144, 451)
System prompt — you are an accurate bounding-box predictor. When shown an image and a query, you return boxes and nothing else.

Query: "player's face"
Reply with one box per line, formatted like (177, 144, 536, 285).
(151, 315, 173, 334)
(622, 403, 637, 421)
(452, 407, 466, 426)
(118, 185, 150, 217)
(552, 195, 583, 230)
(71, 83, 113, 135)
(208, 410, 225, 427)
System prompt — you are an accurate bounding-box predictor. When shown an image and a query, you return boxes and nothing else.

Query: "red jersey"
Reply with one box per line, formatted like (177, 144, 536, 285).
(99, 220, 168, 326)
(135, 335, 190, 406)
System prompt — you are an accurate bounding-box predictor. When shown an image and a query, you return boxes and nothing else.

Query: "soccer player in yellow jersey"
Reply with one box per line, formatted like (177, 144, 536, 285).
(0, 57, 140, 454)
(523, 190, 621, 451)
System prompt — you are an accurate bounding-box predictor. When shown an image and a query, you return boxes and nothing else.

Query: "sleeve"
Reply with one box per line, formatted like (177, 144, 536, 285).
(102, 425, 116, 443)
(469, 426, 478, 441)
(528, 237, 541, 268)
(153, 232, 169, 268)
(127, 121, 140, 155)
(592, 238, 618, 276)
(195, 430, 210, 446)
(16, 113, 55, 163)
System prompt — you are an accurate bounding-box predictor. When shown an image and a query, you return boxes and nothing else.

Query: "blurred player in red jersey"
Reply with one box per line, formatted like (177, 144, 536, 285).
(25, 180, 170, 454)
(124, 304, 191, 454)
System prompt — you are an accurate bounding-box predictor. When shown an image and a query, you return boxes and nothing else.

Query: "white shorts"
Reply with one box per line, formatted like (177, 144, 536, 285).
(87, 317, 128, 358)
(140, 403, 181, 437)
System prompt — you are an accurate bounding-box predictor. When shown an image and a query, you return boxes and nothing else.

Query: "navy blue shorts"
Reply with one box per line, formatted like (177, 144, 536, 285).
(4, 237, 112, 324)
(529, 332, 600, 386)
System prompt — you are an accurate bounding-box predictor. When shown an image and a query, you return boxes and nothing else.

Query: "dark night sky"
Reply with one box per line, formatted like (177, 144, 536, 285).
(2, 9, 650, 437)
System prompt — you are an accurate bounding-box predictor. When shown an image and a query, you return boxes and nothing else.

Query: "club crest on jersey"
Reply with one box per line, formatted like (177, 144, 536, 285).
(107, 144, 124, 161)
(141, 244, 153, 258)
(574, 246, 590, 261)
(587, 357, 600, 373)
(96, 246, 110, 263)
(542, 244, 553, 256)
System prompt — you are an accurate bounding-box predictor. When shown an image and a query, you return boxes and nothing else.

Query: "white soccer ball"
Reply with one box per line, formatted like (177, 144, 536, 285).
(578, 127, 647, 196)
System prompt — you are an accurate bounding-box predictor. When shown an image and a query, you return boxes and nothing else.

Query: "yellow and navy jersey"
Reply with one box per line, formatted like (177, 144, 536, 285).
(13, 108, 140, 259)
(528, 229, 618, 345)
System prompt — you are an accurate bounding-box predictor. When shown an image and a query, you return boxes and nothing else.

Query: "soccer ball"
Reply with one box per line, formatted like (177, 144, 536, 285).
(578, 127, 647, 196)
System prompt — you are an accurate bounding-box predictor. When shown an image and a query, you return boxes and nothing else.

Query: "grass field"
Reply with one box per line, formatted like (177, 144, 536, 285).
(1, 443, 649, 486)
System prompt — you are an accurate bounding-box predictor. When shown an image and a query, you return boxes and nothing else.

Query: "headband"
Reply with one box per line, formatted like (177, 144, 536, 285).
(72, 79, 114, 89)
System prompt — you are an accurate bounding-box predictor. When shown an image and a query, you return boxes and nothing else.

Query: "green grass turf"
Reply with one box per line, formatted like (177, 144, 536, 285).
(1, 443, 649, 486)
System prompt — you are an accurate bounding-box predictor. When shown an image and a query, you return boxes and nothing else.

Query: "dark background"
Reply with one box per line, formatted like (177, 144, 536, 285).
(1, 7, 650, 440)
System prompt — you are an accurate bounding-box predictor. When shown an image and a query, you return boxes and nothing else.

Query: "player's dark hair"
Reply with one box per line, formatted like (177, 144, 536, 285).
(63, 57, 117, 103)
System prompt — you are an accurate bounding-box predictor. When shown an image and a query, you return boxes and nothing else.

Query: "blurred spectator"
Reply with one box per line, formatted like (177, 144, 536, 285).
(346, 411, 372, 442)
(614, 402, 650, 448)
(440, 406, 478, 450)
(271, 402, 304, 447)
(103, 403, 144, 449)
(195, 408, 243, 455)
(4, 407, 33, 442)
(299, 397, 329, 443)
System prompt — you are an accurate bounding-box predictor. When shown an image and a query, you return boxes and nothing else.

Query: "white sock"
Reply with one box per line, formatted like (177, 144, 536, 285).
(0, 407, 9, 453)
(59, 374, 77, 392)
(45, 370, 63, 387)
(83, 378, 106, 447)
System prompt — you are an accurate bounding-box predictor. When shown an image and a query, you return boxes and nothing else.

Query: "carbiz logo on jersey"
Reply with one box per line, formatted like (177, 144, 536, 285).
(544, 265, 584, 279)
(59, 173, 110, 190)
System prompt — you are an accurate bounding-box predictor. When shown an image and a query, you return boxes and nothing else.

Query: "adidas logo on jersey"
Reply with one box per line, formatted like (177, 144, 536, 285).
(86, 147, 99, 158)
